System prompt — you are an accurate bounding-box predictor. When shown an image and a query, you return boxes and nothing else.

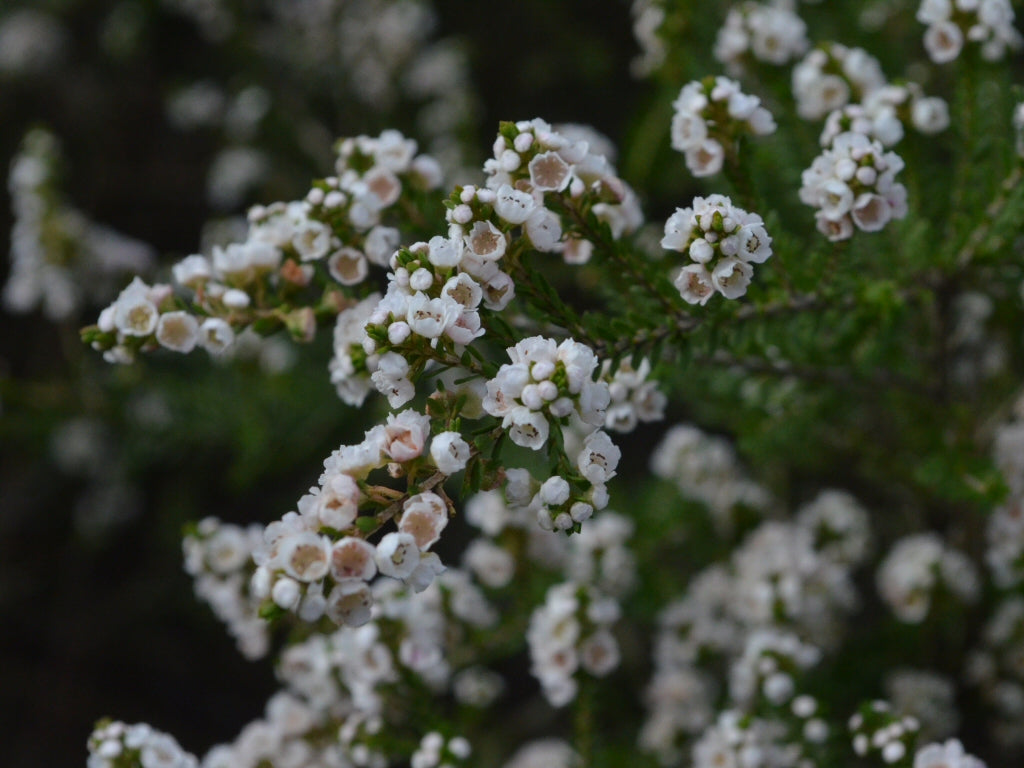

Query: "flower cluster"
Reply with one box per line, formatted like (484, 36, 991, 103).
(792, 43, 887, 121)
(799, 131, 908, 240)
(728, 628, 822, 709)
(820, 86, 950, 149)
(410, 732, 472, 768)
(478, 118, 642, 263)
(690, 709, 813, 768)
(483, 336, 610, 449)
(182, 518, 269, 659)
(87, 721, 197, 768)
(886, 668, 960, 741)
(61, 0, 1024, 757)
(650, 422, 772, 533)
(917, 0, 1022, 63)
(640, 493, 871, 763)
(914, 739, 987, 768)
(85, 130, 442, 363)
(876, 533, 980, 623)
(966, 597, 1024, 747)
(849, 700, 922, 765)
(601, 357, 667, 433)
(670, 77, 776, 177)
(186, 569, 498, 768)
(4, 128, 155, 322)
(201, 692, 340, 768)
(661, 195, 773, 305)
(527, 581, 621, 707)
(244, 408, 476, 627)
(714, 2, 809, 73)
(564, 511, 637, 598)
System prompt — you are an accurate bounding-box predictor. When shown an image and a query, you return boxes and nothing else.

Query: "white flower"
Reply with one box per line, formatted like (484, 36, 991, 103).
(427, 234, 463, 268)
(577, 430, 622, 484)
(505, 406, 550, 450)
(525, 207, 563, 252)
(913, 739, 986, 768)
(911, 97, 950, 134)
(738, 223, 772, 263)
(155, 311, 199, 353)
(330, 538, 377, 581)
(326, 580, 374, 626)
(279, 531, 331, 582)
(222, 288, 249, 309)
(924, 20, 964, 62)
(685, 139, 725, 177)
(464, 220, 507, 261)
(851, 193, 893, 232)
(113, 279, 159, 336)
(272, 576, 301, 610)
(463, 539, 515, 588)
(819, 179, 855, 220)
(675, 264, 715, 305)
(361, 166, 402, 209)
(406, 292, 459, 339)
(365, 225, 401, 266)
(383, 409, 431, 462)
(405, 550, 446, 592)
(670, 110, 708, 151)
(327, 247, 369, 285)
(711, 258, 753, 300)
(580, 630, 620, 676)
(494, 183, 537, 224)
(528, 151, 572, 191)
(292, 218, 333, 261)
(375, 531, 421, 579)
(430, 431, 471, 474)
(172, 254, 212, 288)
(539, 476, 571, 506)
(442, 273, 483, 309)
(199, 318, 234, 354)
(399, 491, 449, 550)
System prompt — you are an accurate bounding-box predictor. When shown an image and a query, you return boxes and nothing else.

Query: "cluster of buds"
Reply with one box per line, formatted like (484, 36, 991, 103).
(661, 194, 773, 305)
(849, 700, 921, 764)
(799, 131, 908, 241)
(483, 336, 610, 450)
